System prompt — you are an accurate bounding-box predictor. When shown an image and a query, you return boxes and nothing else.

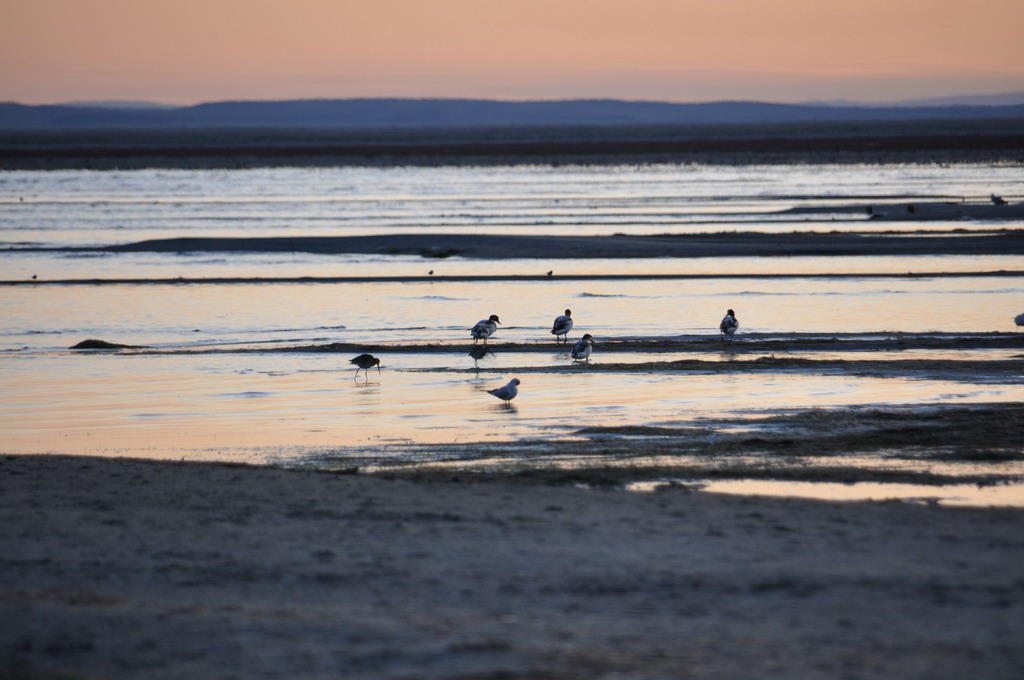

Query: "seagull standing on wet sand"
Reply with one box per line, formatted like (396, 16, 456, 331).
(550, 309, 573, 343)
(1015, 312, 1024, 330)
(488, 378, 520, 404)
(571, 334, 594, 363)
(349, 353, 381, 378)
(720, 309, 739, 340)
(471, 314, 501, 344)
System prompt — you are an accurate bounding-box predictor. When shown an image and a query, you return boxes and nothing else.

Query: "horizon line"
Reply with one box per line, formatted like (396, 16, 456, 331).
(15, 90, 1024, 110)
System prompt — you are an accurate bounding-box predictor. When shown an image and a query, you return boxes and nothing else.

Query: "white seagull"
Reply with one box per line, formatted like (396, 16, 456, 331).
(470, 314, 501, 344)
(487, 378, 520, 404)
(720, 309, 739, 340)
(550, 308, 573, 343)
(571, 333, 595, 363)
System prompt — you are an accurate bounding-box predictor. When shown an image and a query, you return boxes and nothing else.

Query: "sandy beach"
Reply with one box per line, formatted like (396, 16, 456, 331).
(2, 454, 1022, 679)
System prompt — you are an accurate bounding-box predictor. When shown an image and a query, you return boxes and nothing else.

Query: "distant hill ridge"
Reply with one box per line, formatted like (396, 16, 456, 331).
(2, 97, 1024, 130)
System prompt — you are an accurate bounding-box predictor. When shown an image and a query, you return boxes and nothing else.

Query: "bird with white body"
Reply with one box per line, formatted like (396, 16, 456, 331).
(487, 378, 520, 404)
(550, 309, 573, 343)
(720, 309, 739, 340)
(470, 314, 501, 344)
(571, 334, 595, 363)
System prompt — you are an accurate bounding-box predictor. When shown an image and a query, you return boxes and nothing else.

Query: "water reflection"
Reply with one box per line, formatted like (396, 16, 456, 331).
(3, 351, 1022, 459)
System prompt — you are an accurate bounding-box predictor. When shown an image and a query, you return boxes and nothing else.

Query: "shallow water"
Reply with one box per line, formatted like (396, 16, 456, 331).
(4, 348, 1022, 454)
(3, 276, 1024, 354)
(629, 480, 1024, 507)
(3, 164, 1022, 250)
(2, 162, 1023, 505)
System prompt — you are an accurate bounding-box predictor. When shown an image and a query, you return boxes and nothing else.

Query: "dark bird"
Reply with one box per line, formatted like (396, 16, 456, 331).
(550, 308, 573, 343)
(720, 309, 739, 340)
(470, 314, 500, 344)
(468, 344, 494, 368)
(349, 353, 381, 378)
(1015, 313, 1024, 330)
(487, 378, 520, 404)
(571, 334, 595, 363)
(547, 270, 553, 277)
(991, 193, 1008, 206)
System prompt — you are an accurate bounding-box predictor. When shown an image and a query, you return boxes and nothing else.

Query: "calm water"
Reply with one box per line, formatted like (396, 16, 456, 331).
(2, 163, 1023, 504)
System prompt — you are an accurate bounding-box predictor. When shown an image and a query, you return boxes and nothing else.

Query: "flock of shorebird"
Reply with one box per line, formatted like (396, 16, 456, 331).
(348, 308, 744, 406)
(350, 307, 1024, 404)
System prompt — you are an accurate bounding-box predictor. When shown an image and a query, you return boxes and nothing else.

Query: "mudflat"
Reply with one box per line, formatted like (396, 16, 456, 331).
(2, 454, 1022, 679)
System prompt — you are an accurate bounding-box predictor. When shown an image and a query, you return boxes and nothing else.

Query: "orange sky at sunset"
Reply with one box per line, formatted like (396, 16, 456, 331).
(3, 0, 1022, 105)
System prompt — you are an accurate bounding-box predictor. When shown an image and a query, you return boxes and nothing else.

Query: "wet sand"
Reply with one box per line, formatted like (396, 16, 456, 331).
(67, 332, 1024, 382)
(2, 453, 1023, 679)
(79, 226, 1024, 260)
(370, 403, 1024, 488)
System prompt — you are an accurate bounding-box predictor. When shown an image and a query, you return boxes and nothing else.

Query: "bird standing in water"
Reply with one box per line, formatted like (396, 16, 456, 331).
(720, 309, 739, 340)
(550, 309, 573, 343)
(349, 353, 381, 378)
(571, 334, 595, 363)
(468, 344, 494, 368)
(487, 378, 520, 405)
(470, 314, 501, 344)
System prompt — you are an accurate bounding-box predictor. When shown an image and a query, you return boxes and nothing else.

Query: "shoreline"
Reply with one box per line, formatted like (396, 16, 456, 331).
(2, 454, 1022, 679)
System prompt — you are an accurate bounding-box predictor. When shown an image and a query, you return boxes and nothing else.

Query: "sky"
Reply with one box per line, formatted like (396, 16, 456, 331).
(2, 0, 1023, 106)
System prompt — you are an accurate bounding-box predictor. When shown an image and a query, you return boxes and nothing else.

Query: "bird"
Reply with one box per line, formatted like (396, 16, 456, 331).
(991, 194, 1008, 206)
(550, 309, 573, 343)
(470, 314, 500, 344)
(720, 309, 739, 340)
(487, 378, 520, 404)
(1015, 313, 1024, 330)
(571, 334, 595, 363)
(468, 344, 494, 368)
(349, 353, 381, 378)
